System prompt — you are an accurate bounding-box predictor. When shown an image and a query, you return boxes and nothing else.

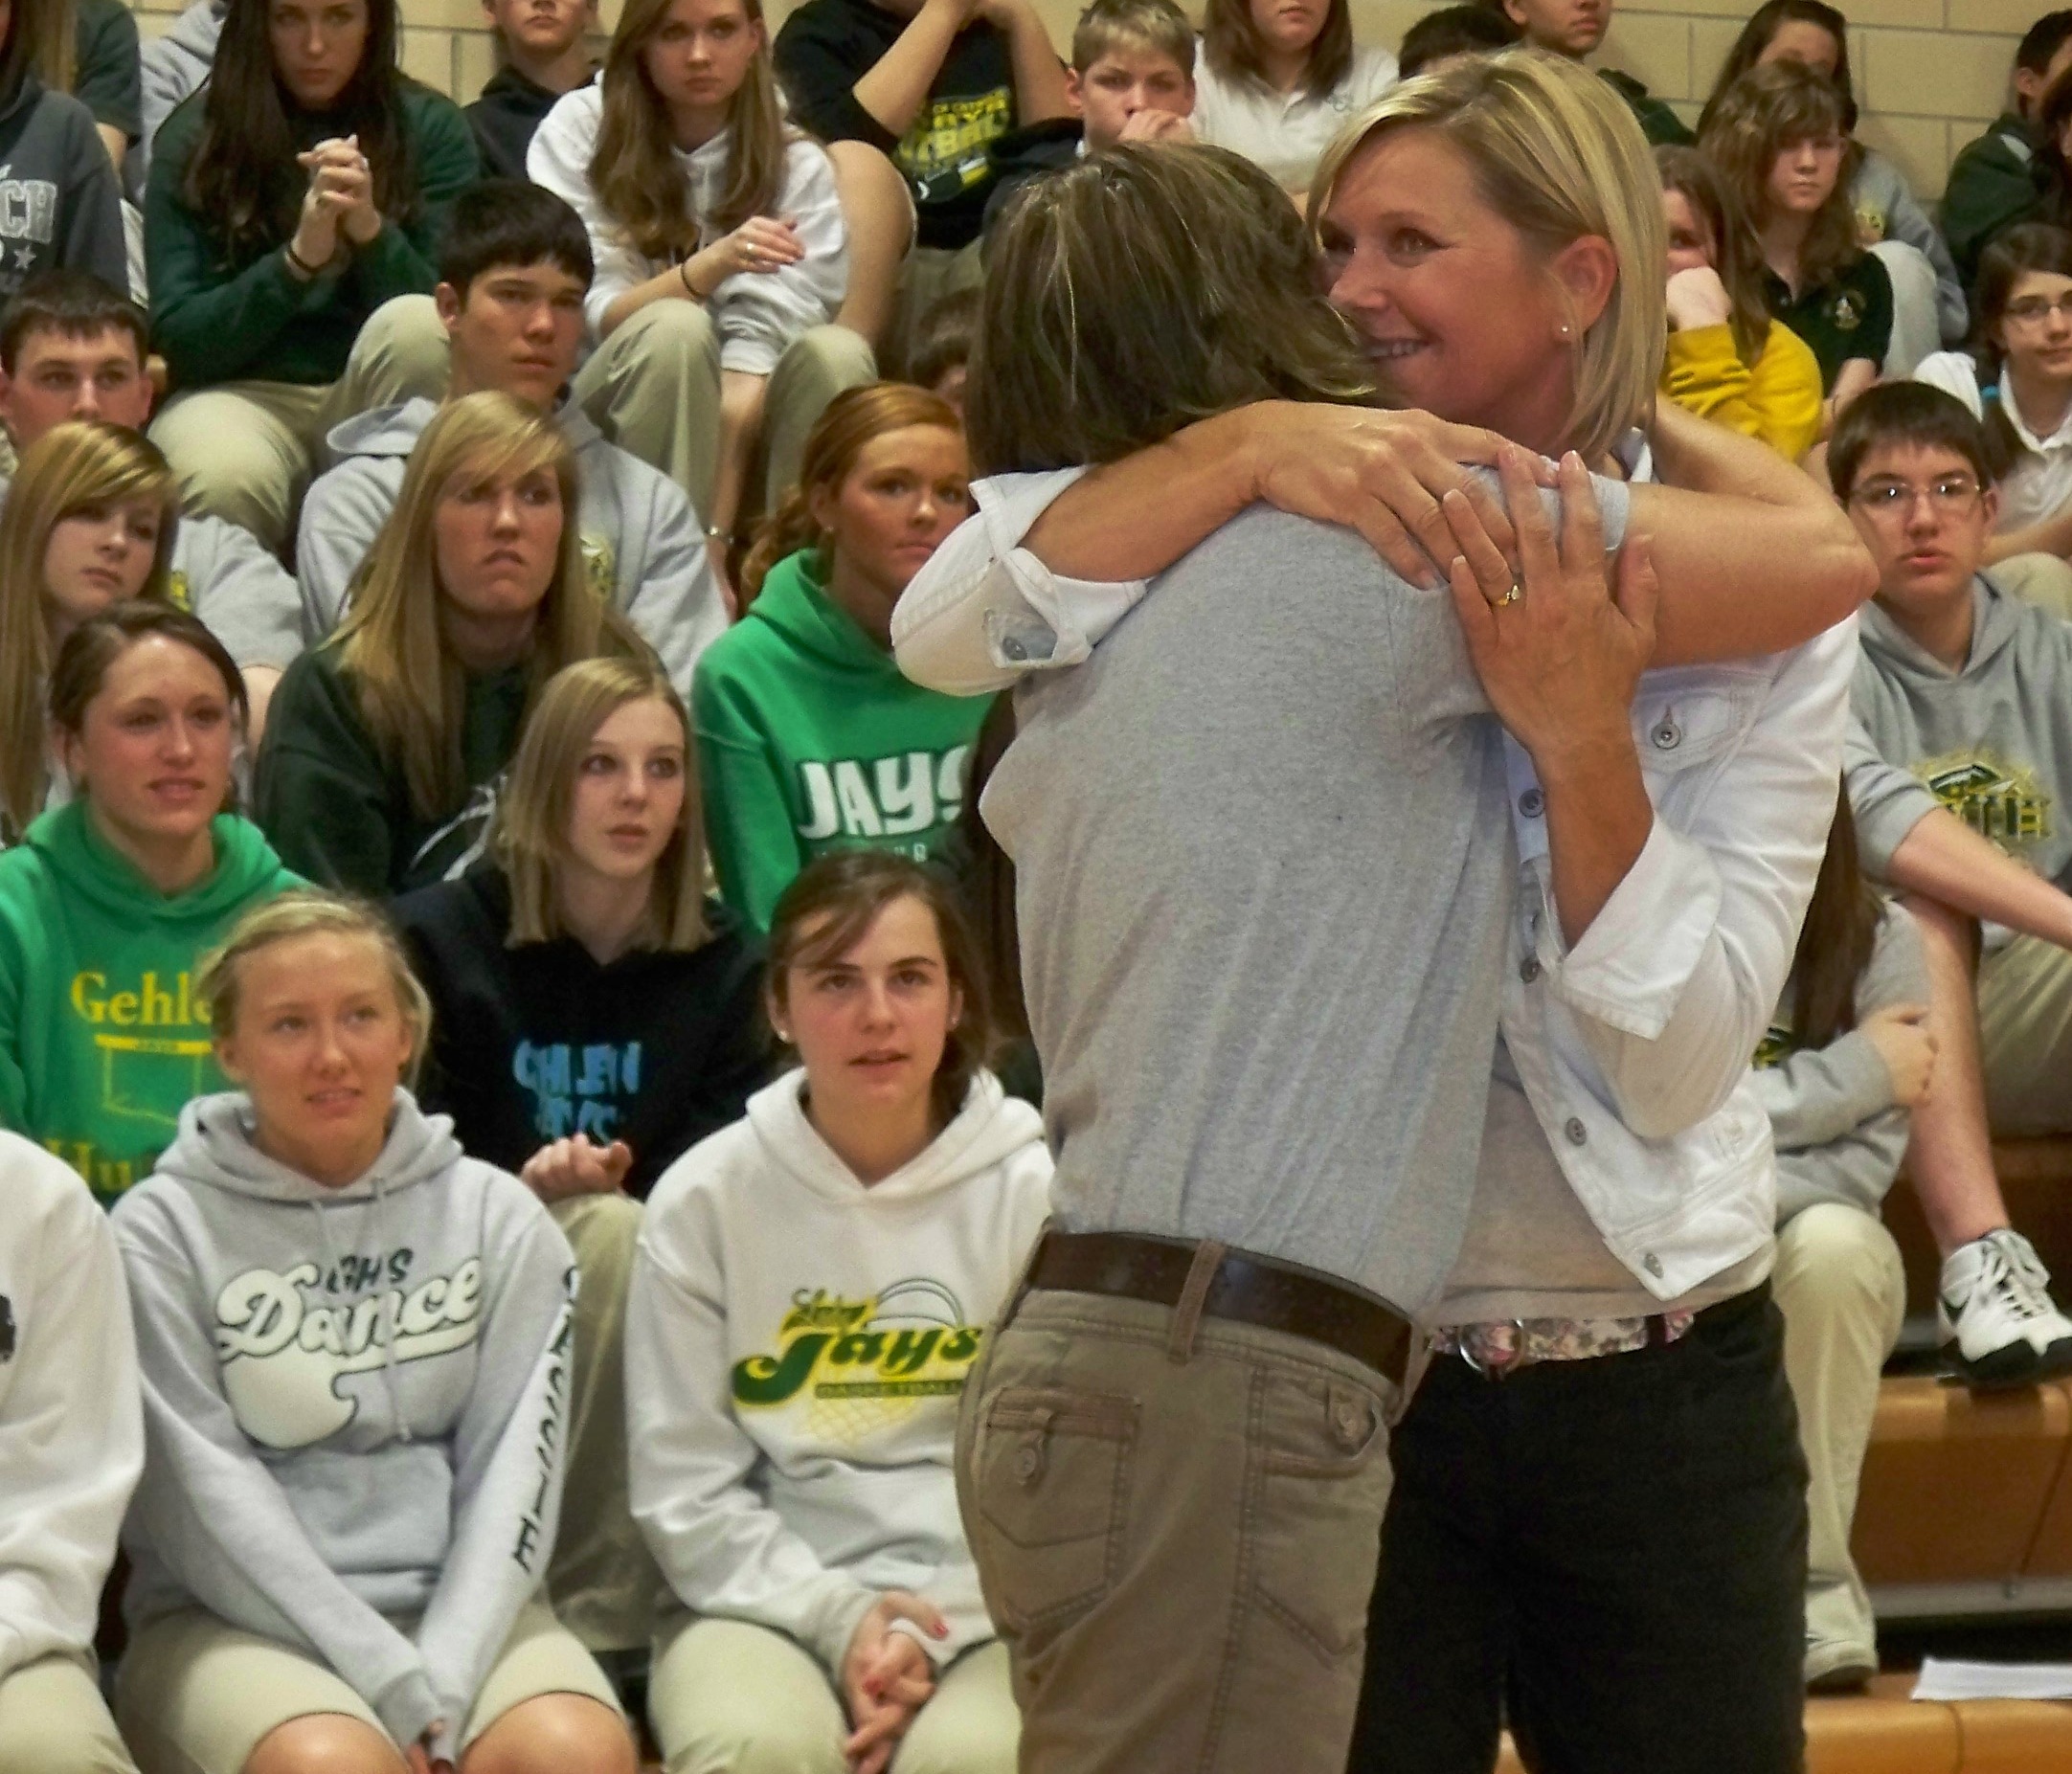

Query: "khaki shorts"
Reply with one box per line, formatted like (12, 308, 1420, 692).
(0, 1651, 138, 1774)
(1979, 932, 2072, 1137)
(116, 1599, 620, 1774)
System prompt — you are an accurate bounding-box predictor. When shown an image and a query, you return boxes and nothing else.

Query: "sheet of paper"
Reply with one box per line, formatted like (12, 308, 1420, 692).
(1912, 1657, 2072, 1701)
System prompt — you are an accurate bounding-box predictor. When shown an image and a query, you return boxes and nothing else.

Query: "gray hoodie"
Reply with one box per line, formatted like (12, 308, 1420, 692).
(110, 1089, 576, 1763)
(299, 397, 729, 691)
(1753, 896, 1927, 1224)
(1851, 150, 1967, 346)
(133, 0, 222, 199)
(1848, 574, 2072, 889)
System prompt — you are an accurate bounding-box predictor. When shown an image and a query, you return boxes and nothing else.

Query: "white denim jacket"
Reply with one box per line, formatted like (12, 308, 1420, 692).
(891, 468, 1856, 1301)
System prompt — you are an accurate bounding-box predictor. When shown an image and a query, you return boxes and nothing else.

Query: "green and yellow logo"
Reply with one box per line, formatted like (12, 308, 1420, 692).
(1919, 751, 2050, 849)
(732, 1283, 984, 1418)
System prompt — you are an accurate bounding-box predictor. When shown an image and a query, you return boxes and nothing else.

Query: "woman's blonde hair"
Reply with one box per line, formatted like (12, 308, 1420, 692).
(591, 0, 790, 260)
(493, 656, 709, 952)
(1699, 59, 1858, 296)
(1201, 0, 1349, 100)
(198, 889, 434, 1087)
(1310, 49, 1667, 466)
(336, 390, 642, 821)
(0, 420, 180, 840)
(741, 382, 964, 604)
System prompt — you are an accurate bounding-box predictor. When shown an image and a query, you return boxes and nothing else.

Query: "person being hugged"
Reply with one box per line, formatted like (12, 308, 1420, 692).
(628, 849, 1049, 1774)
(0, 603, 297, 1206)
(143, 0, 472, 552)
(693, 383, 991, 929)
(529, 0, 868, 577)
(109, 889, 636, 1774)
(254, 390, 645, 897)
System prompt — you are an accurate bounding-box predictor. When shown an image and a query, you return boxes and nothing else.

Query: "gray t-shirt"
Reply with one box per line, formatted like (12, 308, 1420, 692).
(983, 500, 1616, 1312)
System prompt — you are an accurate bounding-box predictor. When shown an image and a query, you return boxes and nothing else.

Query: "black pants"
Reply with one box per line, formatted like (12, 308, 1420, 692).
(1349, 1285, 1809, 1774)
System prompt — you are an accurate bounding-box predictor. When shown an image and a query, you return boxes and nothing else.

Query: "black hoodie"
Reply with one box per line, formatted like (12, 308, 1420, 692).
(466, 65, 590, 182)
(394, 865, 771, 1199)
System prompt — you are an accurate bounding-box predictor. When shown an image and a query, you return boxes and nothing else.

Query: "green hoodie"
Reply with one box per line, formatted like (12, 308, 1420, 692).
(0, 801, 300, 1205)
(691, 550, 993, 928)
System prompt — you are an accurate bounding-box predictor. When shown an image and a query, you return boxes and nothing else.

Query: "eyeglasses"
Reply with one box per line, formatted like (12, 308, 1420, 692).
(2003, 294, 2072, 325)
(1847, 476, 1983, 518)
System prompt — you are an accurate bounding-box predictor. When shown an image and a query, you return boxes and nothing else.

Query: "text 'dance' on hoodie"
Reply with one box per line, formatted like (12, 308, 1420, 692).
(1850, 573, 2072, 890)
(0, 802, 299, 1205)
(111, 1089, 577, 1763)
(691, 549, 995, 929)
(627, 1068, 1051, 1670)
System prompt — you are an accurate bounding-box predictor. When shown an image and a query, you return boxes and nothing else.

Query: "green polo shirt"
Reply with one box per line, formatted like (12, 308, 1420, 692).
(1763, 253, 1893, 393)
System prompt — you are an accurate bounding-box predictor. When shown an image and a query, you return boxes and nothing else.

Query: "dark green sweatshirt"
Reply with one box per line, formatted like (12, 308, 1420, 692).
(1943, 113, 2049, 298)
(0, 800, 298, 1204)
(144, 79, 478, 390)
(253, 640, 529, 898)
(691, 550, 993, 927)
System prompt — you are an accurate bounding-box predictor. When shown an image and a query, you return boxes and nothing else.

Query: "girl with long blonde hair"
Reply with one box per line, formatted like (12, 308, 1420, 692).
(254, 390, 644, 896)
(529, 0, 867, 581)
(0, 420, 179, 841)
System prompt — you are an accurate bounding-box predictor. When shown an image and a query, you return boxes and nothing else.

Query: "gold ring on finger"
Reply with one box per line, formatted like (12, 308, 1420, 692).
(1497, 582, 1524, 607)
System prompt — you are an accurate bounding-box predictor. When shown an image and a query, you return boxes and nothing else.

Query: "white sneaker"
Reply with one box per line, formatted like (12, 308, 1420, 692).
(1938, 1229, 2072, 1389)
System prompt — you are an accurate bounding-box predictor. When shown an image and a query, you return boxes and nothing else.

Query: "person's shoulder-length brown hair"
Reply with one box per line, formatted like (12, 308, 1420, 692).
(1698, 58, 1859, 294)
(1201, 0, 1351, 101)
(967, 143, 1376, 476)
(493, 655, 709, 953)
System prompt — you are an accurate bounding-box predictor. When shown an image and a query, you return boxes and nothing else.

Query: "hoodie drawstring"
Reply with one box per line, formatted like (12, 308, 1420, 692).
(304, 1175, 413, 1445)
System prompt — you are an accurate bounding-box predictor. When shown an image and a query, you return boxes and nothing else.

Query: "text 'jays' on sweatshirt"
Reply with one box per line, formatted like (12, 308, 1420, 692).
(1848, 574, 2072, 892)
(626, 1069, 1050, 1672)
(1752, 897, 1928, 1226)
(394, 865, 771, 1200)
(0, 1131, 143, 1689)
(692, 550, 994, 929)
(112, 1090, 576, 1764)
(0, 802, 298, 1205)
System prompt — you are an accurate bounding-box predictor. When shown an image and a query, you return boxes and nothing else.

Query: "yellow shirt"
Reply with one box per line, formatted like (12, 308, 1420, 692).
(1660, 320, 1825, 461)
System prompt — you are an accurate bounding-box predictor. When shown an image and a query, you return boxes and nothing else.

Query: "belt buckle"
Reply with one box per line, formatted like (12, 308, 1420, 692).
(1457, 1319, 1530, 1380)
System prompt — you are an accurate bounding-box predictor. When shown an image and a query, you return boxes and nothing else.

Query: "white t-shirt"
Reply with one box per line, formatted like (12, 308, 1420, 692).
(1913, 350, 2072, 538)
(1190, 41, 1397, 191)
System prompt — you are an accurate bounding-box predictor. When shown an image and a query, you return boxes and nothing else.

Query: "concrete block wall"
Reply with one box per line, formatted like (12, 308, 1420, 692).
(124, 0, 2038, 199)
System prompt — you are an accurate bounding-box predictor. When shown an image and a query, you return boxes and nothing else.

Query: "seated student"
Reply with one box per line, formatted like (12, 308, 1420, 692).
(0, 271, 303, 731)
(692, 384, 992, 929)
(1489, 0, 1690, 143)
(981, 0, 1196, 237)
(0, 1131, 145, 1774)
(469, 0, 598, 179)
(1702, 59, 1891, 421)
(395, 655, 766, 1662)
(1945, 11, 2072, 302)
(1396, 3, 1519, 79)
(628, 849, 1049, 1774)
(1834, 381, 2072, 1381)
(1754, 792, 1929, 1692)
(144, 0, 472, 553)
(1914, 225, 2072, 591)
(0, 603, 297, 1205)
(0, 0, 126, 306)
(529, 0, 869, 576)
(300, 182, 728, 692)
(257, 392, 645, 898)
(1657, 145, 1824, 459)
(1700, 0, 1964, 360)
(906, 285, 976, 416)
(110, 888, 637, 1774)
(1190, 0, 1391, 200)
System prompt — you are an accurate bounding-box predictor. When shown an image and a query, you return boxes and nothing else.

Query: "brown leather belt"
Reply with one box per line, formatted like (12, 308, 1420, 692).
(1026, 1229, 1413, 1386)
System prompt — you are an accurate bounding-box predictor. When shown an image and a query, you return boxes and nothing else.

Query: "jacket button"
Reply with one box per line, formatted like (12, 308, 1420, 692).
(1519, 787, 1544, 818)
(1644, 1253, 1664, 1278)
(1651, 720, 1681, 750)
(1520, 956, 1542, 984)
(1002, 637, 1028, 662)
(1014, 1444, 1043, 1483)
(1564, 1117, 1588, 1146)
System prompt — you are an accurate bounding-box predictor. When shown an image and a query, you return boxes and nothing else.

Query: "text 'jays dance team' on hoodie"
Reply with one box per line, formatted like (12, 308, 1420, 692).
(692, 549, 994, 929)
(0, 802, 298, 1205)
(1848, 573, 2072, 891)
(626, 1069, 1051, 1670)
(111, 1090, 576, 1763)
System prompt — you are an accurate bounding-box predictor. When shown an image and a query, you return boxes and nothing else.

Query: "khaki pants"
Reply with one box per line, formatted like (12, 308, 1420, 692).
(548, 1192, 668, 1654)
(648, 1616, 1016, 1774)
(572, 304, 875, 521)
(0, 1652, 138, 1774)
(882, 242, 985, 384)
(1988, 551, 2072, 622)
(147, 294, 452, 554)
(116, 1599, 619, 1774)
(1979, 932, 2072, 1136)
(956, 1279, 1397, 1774)
(1771, 1202, 1905, 1677)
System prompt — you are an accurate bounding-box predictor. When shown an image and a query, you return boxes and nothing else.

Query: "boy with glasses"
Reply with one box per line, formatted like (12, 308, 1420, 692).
(1836, 380, 2072, 1383)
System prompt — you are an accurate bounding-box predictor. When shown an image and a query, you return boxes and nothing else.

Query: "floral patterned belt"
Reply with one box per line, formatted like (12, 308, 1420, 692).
(1431, 1311, 1699, 1378)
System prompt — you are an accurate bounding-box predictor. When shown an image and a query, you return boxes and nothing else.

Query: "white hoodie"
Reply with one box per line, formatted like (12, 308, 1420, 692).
(628, 1069, 1049, 1672)
(0, 1131, 143, 1688)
